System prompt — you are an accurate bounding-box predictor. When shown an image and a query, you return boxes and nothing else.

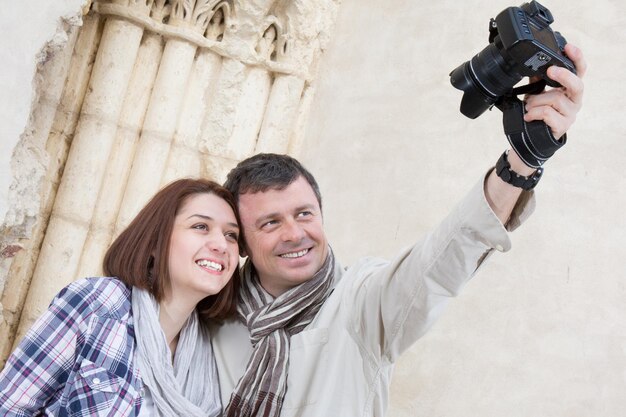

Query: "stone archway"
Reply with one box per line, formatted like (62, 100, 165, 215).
(0, 0, 341, 365)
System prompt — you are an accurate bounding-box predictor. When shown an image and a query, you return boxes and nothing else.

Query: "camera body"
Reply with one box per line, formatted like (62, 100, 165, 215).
(495, 1, 575, 81)
(450, 1, 576, 119)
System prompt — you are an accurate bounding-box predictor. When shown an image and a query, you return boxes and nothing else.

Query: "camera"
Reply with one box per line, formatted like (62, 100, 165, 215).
(450, 1, 576, 119)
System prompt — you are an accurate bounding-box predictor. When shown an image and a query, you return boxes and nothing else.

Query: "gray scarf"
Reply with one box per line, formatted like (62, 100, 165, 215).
(224, 248, 336, 417)
(132, 287, 221, 417)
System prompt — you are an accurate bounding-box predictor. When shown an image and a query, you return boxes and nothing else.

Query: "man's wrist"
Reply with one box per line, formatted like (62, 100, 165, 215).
(495, 150, 543, 190)
(506, 149, 536, 176)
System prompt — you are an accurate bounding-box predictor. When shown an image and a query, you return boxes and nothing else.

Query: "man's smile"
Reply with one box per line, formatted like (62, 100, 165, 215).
(279, 248, 310, 259)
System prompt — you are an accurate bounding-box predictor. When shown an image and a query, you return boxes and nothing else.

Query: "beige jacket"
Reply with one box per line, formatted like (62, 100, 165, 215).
(211, 177, 533, 416)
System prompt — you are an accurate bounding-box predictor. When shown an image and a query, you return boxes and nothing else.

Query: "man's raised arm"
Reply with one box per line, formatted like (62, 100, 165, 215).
(485, 43, 586, 225)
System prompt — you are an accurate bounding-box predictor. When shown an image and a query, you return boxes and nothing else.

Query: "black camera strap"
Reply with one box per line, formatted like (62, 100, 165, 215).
(488, 18, 498, 43)
(510, 79, 547, 96)
(496, 82, 566, 168)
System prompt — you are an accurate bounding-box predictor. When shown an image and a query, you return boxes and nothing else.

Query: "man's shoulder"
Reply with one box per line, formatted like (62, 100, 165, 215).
(209, 317, 247, 336)
(338, 255, 391, 282)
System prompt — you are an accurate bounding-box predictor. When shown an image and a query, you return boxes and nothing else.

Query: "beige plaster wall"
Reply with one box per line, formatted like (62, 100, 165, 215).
(301, 0, 626, 415)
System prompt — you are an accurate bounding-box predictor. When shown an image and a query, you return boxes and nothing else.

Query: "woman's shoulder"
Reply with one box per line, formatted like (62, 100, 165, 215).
(56, 277, 132, 319)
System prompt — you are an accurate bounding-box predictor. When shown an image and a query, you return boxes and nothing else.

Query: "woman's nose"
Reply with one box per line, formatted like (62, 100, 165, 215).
(206, 232, 228, 253)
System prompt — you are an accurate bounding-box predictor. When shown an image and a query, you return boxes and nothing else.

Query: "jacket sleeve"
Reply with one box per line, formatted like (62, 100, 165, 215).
(0, 279, 94, 416)
(344, 174, 534, 363)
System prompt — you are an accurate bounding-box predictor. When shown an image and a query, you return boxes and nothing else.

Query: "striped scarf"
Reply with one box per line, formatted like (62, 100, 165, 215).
(224, 248, 335, 417)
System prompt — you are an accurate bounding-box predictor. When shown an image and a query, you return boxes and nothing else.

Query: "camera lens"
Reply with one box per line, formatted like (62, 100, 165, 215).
(450, 43, 523, 118)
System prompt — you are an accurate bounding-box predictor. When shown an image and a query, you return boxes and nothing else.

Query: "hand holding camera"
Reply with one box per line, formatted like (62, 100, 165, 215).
(450, 1, 586, 171)
(524, 43, 585, 140)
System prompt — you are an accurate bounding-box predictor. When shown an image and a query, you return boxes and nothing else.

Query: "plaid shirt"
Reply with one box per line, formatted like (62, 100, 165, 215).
(0, 277, 143, 416)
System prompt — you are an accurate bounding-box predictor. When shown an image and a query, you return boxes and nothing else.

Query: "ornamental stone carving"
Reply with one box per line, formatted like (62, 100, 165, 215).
(0, 0, 341, 365)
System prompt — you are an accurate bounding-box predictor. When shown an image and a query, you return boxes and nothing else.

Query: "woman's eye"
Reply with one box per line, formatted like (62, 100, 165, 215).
(225, 232, 239, 241)
(192, 223, 208, 230)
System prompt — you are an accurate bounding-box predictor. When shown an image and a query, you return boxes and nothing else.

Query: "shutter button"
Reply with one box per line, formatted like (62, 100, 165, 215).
(93, 377, 101, 384)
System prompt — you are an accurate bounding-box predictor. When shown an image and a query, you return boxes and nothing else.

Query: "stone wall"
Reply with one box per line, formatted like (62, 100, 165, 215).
(0, 0, 339, 364)
(0, 0, 91, 363)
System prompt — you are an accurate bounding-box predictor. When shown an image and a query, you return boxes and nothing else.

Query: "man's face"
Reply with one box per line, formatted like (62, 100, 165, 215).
(238, 176, 328, 297)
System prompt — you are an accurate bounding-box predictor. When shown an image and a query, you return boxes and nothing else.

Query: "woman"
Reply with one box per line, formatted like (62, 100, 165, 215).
(0, 178, 240, 416)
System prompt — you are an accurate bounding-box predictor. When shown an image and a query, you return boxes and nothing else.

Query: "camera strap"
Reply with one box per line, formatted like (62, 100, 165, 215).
(488, 18, 499, 43)
(510, 79, 547, 96)
(496, 84, 566, 168)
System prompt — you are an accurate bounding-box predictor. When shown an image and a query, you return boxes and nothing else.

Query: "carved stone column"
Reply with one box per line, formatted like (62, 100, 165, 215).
(76, 30, 165, 279)
(0, 16, 89, 363)
(115, 3, 204, 228)
(14, 1, 147, 344)
(255, 75, 305, 154)
(162, 6, 226, 183)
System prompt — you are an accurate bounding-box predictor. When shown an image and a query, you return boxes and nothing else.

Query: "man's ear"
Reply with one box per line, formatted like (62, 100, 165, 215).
(238, 240, 249, 258)
(237, 229, 251, 258)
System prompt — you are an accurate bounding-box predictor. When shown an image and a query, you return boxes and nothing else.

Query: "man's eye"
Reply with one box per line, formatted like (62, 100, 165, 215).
(298, 211, 312, 218)
(262, 220, 278, 228)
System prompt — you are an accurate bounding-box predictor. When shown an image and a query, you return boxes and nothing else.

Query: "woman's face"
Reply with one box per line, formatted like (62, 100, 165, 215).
(167, 193, 240, 304)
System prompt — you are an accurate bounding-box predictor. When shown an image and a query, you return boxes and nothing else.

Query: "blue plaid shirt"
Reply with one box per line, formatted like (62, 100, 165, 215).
(0, 277, 143, 416)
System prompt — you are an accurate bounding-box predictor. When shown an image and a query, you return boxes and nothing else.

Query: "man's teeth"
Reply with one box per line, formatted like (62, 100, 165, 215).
(280, 249, 309, 258)
(196, 260, 223, 271)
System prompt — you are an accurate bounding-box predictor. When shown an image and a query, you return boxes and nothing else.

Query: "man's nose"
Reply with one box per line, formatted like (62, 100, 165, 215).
(281, 219, 305, 242)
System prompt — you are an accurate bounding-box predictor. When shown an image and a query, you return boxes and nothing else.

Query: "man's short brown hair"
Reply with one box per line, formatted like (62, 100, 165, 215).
(224, 153, 322, 209)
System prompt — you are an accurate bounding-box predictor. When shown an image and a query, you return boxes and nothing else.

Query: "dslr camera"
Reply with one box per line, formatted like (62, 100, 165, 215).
(450, 1, 576, 119)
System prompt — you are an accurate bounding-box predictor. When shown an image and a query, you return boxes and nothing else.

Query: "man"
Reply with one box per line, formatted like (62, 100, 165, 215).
(211, 45, 586, 417)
